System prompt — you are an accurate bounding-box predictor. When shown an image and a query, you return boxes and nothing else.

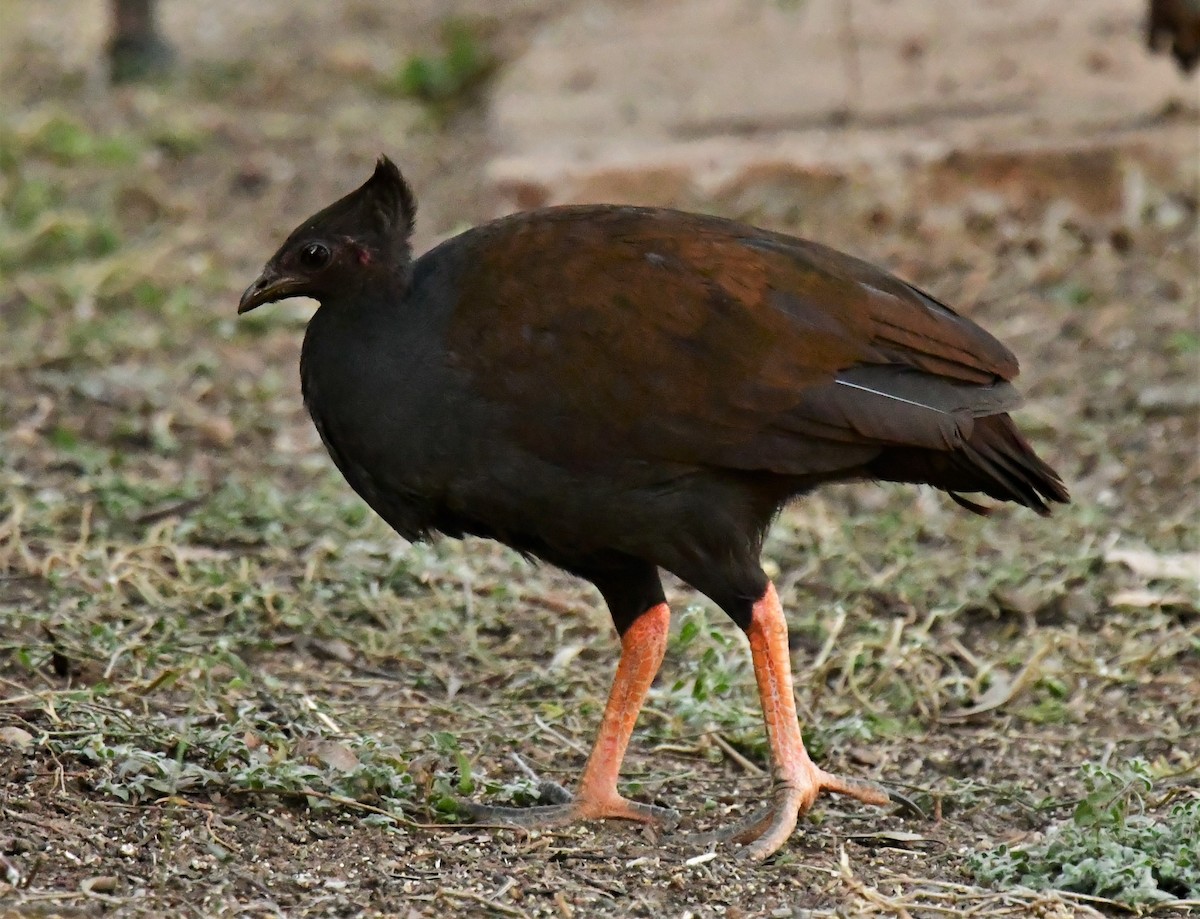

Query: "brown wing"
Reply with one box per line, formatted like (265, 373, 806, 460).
(446, 207, 1021, 476)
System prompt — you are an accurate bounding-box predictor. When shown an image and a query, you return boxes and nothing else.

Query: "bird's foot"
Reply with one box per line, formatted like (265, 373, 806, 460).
(465, 787, 679, 829)
(692, 765, 889, 860)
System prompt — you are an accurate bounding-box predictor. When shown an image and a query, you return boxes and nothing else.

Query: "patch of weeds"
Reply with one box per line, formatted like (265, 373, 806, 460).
(231, 733, 419, 817)
(1047, 281, 1095, 307)
(423, 730, 478, 816)
(970, 759, 1200, 905)
(148, 117, 213, 159)
(380, 19, 496, 112)
(663, 607, 765, 758)
(174, 479, 303, 547)
(3, 174, 65, 228)
(0, 125, 19, 171)
(472, 773, 547, 809)
(175, 476, 374, 550)
(1166, 330, 1200, 355)
(45, 436, 136, 484)
(1014, 696, 1072, 725)
(21, 113, 141, 167)
(0, 212, 121, 270)
(38, 696, 462, 824)
(189, 60, 255, 102)
(84, 472, 201, 531)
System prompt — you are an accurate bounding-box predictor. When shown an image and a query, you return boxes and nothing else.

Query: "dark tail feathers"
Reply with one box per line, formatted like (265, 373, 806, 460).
(871, 414, 1070, 516)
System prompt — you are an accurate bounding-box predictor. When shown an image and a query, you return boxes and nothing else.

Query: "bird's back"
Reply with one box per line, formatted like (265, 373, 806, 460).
(429, 206, 1059, 493)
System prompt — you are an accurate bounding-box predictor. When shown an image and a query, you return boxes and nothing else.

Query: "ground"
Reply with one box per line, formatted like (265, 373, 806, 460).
(1, 1, 1198, 917)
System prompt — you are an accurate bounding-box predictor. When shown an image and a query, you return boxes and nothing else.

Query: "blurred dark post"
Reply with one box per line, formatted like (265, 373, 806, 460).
(108, 0, 175, 83)
(1147, 0, 1200, 73)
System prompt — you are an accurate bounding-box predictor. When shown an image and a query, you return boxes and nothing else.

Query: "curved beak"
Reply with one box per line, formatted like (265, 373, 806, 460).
(238, 270, 306, 314)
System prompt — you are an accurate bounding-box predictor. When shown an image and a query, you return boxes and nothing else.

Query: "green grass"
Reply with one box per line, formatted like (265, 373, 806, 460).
(29, 692, 464, 826)
(970, 759, 1200, 906)
(379, 18, 497, 113)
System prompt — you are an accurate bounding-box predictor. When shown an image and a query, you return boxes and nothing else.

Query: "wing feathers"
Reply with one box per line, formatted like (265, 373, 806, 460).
(776, 366, 1023, 455)
(834, 378, 952, 413)
(449, 207, 1042, 484)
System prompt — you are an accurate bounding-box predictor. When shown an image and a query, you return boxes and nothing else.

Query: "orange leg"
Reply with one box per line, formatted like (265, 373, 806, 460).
(733, 582, 889, 859)
(466, 602, 677, 827)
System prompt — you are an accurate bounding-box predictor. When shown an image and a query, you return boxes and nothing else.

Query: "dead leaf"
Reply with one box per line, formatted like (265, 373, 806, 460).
(1137, 383, 1200, 416)
(846, 831, 940, 850)
(941, 641, 1053, 722)
(0, 727, 33, 750)
(310, 638, 356, 664)
(1110, 588, 1191, 608)
(80, 875, 119, 894)
(1105, 547, 1200, 584)
(992, 586, 1039, 617)
(298, 739, 360, 773)
(11, 395, 53, 443)
(193, 415, 236, 448)
(547, 642, 584, 671)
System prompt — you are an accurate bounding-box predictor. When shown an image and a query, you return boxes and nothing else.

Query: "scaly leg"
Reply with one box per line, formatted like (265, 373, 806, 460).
(734, 582, 889, 859)
(466, 602, 677, 827)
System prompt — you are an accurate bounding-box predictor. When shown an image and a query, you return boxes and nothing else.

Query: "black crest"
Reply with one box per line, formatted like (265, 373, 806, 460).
(360, 155, 418, 238)
(286, 155, 418, 262)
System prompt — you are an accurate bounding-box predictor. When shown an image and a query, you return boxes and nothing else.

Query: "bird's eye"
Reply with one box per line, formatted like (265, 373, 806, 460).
(298, 243, 331, 269)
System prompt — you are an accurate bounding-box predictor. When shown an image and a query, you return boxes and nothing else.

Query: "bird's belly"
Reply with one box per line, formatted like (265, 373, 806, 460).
(306, 358, 769, 567)
(436, 444, 769, 568)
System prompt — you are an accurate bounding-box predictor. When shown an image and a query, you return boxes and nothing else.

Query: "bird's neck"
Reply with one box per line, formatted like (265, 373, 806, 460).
(299, 270, 412, 390)
(313, 269, 408, 324)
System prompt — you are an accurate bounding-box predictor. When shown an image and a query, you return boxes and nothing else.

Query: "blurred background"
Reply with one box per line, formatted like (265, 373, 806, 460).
(1, 1, 1197, 915)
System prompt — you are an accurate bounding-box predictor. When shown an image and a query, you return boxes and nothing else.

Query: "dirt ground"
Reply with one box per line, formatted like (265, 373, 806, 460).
(1, 2, 1198, 917)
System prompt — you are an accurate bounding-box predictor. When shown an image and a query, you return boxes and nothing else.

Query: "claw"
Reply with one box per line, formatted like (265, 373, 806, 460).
(736, 771, 889, 861)
(461, 585, 893, 859)
(685, 772, 890, 858)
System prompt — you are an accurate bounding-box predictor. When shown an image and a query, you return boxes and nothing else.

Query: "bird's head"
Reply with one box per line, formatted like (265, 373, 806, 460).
(238, 155, 417, 313)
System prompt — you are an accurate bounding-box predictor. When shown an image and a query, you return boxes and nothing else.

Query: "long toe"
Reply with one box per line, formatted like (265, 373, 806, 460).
(702, 769, 890, 861)
(612, 799, 680, 829)
(739, 786, 805, 860)
(740, 584, 892, 859)
(464, 794, 677, 829)
(816, 768, 891, 807)
(464, 800, 580, 828)
(685, 803, 777, 846)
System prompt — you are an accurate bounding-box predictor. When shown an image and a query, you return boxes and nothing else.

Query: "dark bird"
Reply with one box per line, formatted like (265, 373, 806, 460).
(239, 157, 1068, 859)
(1147, 0, 1200, 73)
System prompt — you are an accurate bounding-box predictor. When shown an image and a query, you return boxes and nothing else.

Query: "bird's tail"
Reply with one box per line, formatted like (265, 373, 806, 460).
(871, 414, 1070, 516)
